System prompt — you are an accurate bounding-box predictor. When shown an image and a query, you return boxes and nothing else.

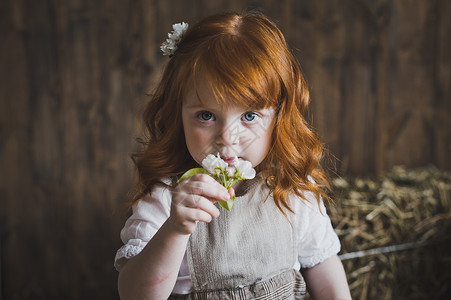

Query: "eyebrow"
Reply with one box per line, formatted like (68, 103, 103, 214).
(183, 103, 218, 111)
(183, 100, 274, 117)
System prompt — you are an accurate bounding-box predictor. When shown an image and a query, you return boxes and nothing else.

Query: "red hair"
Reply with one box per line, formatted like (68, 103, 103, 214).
(130, 11, 329, 212)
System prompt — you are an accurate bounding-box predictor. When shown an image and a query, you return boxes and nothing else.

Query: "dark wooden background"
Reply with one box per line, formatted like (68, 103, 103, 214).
(0, 0, 449, 299)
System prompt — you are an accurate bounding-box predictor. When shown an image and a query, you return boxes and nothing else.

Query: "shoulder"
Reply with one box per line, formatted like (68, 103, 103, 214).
(119, 178, 173, 242)
(289, 189, 334, 239)
(288, 175, 328, 214)
(289, 187, 327, 215)
(129, 178, 173, 221)
(145, 178, 173, 203)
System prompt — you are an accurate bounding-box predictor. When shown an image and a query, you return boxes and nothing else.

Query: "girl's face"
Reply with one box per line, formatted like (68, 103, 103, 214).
(182, 81, 275, 168)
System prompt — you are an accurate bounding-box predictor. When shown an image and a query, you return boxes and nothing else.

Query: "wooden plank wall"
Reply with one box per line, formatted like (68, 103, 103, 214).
(0, 0, 449, 299)
(294, 0, 450, 175)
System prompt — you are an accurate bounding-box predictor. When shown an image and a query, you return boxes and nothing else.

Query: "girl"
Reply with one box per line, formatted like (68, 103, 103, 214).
(115, 11, 351, 300)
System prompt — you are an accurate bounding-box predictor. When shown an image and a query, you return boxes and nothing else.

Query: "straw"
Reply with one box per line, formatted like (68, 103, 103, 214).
(324, 165, 451, 300)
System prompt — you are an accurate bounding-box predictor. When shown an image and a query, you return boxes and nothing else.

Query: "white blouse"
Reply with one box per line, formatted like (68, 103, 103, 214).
(114, 180, 341, 294)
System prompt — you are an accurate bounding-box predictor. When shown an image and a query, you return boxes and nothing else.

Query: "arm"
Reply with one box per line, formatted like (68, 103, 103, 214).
(118, 219, 190, 300)
(117, 174, 232, 300)
(301, 255, 351, 300)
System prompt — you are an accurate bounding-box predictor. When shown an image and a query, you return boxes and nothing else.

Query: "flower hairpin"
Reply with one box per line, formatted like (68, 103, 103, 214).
(177, 153, 256, 211)
(160, 22, 188, 56)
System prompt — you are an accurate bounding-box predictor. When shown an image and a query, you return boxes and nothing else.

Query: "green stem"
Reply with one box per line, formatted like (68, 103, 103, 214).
(217, 173, 224, 186)
(228, 177, 241, 189)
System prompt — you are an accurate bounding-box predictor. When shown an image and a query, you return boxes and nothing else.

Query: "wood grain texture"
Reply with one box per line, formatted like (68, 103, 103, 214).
(0, 0, 449, 298)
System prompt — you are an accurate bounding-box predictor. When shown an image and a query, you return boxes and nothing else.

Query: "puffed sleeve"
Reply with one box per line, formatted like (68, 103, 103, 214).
(293, 191, 341, 269)
(114, 182, 172, 271)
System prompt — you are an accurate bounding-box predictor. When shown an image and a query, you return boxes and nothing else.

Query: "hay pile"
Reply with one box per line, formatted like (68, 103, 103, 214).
(327, 165, 451, 300)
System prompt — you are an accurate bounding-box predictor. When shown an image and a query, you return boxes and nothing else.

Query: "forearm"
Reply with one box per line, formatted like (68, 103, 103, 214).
(118, 219, 190, 300)
(301, 255, 351, 300)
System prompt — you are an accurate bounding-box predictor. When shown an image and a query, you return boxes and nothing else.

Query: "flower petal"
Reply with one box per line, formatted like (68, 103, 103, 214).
(201, 153, 228, 174)
(234, 159, 256, 179)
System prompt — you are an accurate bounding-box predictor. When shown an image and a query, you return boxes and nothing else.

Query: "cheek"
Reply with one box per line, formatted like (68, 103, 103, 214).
(184, 129, 199, 150)
(187, 128, 211, 144)
(257, 125, 274, 155)
(254, 124, 273, 145)
(184, 127, 214, 160)
(244, 127, 273, 166)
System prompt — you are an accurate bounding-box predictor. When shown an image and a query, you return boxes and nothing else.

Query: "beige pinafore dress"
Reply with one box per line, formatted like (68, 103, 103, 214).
(170, 178, 306, 299)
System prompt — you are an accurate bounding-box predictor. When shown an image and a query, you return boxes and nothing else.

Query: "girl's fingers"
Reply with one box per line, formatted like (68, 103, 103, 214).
(172, 192, 202, 207)
(228, 187, 235, 199)
(185, 207, 214, 224)
(174, 194, 220, 217)
(192, 180, 230, 202)
(195, 197, 220, 218)
(170, 174, 228, 233)
(168, 206, 213, 235)
(179, 174, 230, 202)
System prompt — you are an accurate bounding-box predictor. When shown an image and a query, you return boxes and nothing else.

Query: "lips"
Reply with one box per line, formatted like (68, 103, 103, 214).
(221, 156, 239, 165)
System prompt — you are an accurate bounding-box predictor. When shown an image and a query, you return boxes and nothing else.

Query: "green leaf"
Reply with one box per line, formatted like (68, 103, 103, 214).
(177, 168, 210, 183)
(218, 195, 235, 211)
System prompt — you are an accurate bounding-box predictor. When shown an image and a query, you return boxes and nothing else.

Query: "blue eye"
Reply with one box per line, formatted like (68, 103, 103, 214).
(242, 112, 257, 122)
(198, 111, 215, 121)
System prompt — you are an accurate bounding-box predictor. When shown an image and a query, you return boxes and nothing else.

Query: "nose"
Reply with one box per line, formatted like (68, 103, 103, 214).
(215, 119, 240, 146)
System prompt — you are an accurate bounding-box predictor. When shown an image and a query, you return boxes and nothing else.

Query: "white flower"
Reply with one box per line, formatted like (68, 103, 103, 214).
(160, 22, 188, 56)
(233, 158, 256, 179)
(201, 153, 255, 184)
(201, 154, 255, 179)
(170, 23, 188, 39)
(201, 153, 227, 174)
(226, 166, 237, 177)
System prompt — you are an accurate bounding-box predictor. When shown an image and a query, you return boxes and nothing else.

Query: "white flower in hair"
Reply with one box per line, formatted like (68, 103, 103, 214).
(160, 22, 188, 56)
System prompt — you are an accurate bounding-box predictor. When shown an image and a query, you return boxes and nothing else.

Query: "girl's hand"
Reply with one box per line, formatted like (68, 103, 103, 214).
(168, 174, 233, 235)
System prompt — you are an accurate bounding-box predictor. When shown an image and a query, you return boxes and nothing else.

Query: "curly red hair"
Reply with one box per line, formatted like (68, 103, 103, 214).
(130, 11, 329, 212)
